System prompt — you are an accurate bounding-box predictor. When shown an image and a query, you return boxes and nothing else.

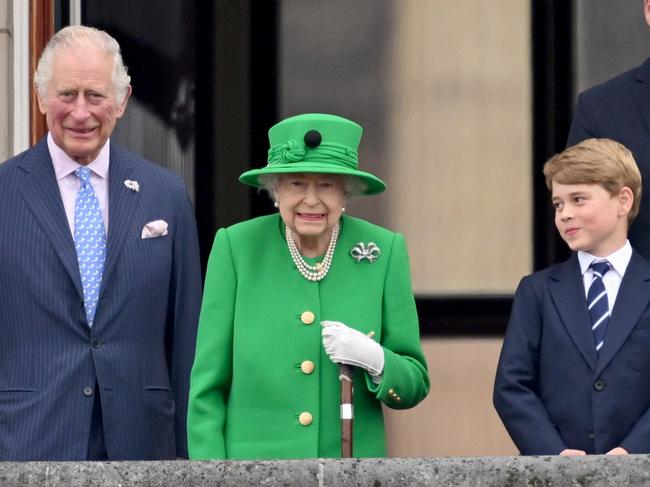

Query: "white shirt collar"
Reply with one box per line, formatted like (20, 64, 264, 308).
(578, 240, 632, 277)
(47, 132, 110, 181)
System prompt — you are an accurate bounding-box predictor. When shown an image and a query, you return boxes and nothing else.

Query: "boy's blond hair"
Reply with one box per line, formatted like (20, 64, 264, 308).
(543, 138, 642, 222)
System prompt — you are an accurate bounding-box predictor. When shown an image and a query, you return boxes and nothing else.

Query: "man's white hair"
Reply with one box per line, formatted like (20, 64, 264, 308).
(34, 25, 131, 104)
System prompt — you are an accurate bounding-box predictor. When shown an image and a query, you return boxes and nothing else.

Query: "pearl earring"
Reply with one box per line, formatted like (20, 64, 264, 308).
(274, 201, 279, 208)
(341, 207, 346, 213)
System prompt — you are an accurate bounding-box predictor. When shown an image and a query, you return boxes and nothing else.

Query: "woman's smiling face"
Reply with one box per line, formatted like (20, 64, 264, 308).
(275, 172, 347, 247)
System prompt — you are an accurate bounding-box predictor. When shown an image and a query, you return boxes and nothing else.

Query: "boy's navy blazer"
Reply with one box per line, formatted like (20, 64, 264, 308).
(494, 251, 650, 455)
(568, 57, 650, 260)
(0, 138, 202, 460)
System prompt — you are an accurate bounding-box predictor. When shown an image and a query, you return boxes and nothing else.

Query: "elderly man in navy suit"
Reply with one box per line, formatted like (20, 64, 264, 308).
(0, 25, 201, 460)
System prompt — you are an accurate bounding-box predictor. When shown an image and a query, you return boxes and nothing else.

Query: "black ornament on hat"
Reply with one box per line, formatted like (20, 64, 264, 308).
(304, 129, 322, 148)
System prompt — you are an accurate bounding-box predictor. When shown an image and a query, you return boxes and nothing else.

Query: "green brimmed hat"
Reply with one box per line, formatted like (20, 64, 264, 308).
(239, 113, 386, 195)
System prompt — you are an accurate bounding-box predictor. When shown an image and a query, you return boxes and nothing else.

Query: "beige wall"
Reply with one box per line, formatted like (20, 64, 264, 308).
(385, 0, 532, 295)
(385, 337, 517, 456)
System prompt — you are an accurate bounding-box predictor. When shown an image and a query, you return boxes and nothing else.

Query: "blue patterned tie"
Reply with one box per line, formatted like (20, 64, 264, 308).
(587, 261, 611, 352)
(74, 167, 106, 326)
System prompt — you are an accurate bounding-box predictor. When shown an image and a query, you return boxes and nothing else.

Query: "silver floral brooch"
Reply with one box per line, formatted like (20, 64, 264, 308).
(350, 242, 381, 263)
(124, 180, 140, 192)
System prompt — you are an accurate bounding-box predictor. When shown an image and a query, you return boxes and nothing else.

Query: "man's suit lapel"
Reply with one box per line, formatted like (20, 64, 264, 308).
(548, 255, 598, 369)
(595, 252, 650, 376)
(100, 144, 140, 294)
(17, 139, 83, 298)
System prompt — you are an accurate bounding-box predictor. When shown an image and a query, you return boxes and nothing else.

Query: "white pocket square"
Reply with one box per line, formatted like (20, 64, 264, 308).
(141, 220, 168, 239)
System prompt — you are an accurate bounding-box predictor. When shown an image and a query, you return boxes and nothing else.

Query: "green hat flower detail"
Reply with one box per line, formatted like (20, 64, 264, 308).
(269, 139, 305, 164)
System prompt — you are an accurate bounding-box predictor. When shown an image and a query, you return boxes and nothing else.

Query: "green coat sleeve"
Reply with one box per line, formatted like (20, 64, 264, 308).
(366, 233, 430, 409)
(187, 228, 236, 459)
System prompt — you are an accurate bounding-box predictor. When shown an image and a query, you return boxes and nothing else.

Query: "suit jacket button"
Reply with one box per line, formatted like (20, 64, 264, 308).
(91, 339, 100, 348)
(300, 360, 315, 374)
(83, 387, 94, 397)
(593, 380, 606, 392)
(300, 311, 315, 325)
(588, 432, 596, 439)
(299, 412, 313, 426)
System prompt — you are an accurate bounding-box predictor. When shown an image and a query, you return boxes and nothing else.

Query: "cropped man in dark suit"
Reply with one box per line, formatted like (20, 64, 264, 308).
(567, 0, 650, 260)
(0, 25, 201, 460)
(494, 139, 650, 455)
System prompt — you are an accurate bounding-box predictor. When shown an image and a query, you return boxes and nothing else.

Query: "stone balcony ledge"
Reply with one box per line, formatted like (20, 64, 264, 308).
(1, 455, 649, 486)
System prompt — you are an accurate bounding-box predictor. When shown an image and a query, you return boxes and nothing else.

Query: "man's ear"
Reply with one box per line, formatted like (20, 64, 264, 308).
(116, 85, 132, 118)
(35, 85, 47, 115)
(617, 186, 634, 216)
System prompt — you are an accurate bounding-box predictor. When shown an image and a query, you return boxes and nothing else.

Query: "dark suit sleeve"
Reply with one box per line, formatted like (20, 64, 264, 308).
(165, 184, 202, 458)
(567, 92, 598, 147)
(493, 276, 567, 455)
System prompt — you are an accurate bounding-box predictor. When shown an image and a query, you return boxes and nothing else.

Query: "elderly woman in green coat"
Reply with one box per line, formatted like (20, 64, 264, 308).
(187, 113, 429, 459)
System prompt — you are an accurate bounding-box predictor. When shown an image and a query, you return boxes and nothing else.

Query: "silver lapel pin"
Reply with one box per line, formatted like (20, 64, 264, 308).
(350, 242, 381, 263)
(124, 180, 140, 192)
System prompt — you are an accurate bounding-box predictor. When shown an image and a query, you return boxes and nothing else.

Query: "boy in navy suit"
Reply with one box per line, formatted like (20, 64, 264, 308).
(494, 138, 650, 455)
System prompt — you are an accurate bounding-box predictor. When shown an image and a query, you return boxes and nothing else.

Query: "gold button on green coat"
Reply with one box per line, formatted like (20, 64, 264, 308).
(187, 214, 429, 459)
(299, 412, 313, 426)
(300, 311, 315, 325)
(301, 360, 315, 375)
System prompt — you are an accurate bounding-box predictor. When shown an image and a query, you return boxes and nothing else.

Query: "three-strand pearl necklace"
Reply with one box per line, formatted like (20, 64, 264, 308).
(286, 223, 339, 282)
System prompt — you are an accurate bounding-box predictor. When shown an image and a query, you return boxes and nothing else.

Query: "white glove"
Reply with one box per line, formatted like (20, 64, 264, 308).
(321, 320, 384, 378)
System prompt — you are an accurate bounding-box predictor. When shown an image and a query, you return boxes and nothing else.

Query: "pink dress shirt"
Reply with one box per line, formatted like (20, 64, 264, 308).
(47, 132, 110, 236)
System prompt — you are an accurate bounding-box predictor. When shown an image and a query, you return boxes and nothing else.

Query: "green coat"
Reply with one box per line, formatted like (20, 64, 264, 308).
(187, 214, 429, 459)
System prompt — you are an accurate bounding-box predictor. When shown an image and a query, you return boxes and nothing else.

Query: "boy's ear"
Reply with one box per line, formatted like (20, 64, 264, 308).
(617, 186, 634, 216)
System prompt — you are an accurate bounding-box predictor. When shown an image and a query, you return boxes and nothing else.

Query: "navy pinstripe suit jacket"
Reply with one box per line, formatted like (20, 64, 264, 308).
(0, 138, 202, 460)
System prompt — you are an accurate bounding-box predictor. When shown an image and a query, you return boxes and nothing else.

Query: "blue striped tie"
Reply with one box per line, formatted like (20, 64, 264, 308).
(587, 261, 611, 352)
(74, 167, 106, 326)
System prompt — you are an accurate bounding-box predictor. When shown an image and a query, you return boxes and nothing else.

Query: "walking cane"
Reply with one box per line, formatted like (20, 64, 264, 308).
(338, 330, 374, 458)
(339, 363, 354, 458)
